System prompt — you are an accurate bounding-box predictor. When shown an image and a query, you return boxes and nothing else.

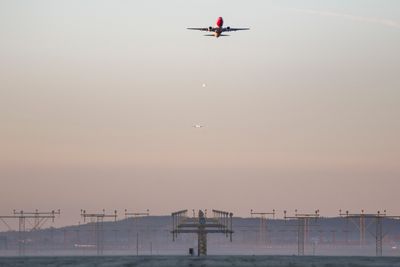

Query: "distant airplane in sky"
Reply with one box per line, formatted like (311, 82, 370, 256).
(193, 124, 204, 128)
(187, 17, 250, 38)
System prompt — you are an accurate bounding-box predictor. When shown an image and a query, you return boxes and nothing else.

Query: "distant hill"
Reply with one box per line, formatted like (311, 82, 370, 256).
(0, 216, 399, 256)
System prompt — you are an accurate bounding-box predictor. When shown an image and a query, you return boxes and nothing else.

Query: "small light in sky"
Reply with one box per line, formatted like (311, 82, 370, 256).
(202, 83, 207, 88)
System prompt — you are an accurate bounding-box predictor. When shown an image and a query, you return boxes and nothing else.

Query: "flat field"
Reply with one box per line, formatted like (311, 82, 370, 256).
(0, 256, 400, 267)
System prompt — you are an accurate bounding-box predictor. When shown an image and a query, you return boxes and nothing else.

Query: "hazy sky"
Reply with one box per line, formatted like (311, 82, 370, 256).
(1, 0, 399, 227)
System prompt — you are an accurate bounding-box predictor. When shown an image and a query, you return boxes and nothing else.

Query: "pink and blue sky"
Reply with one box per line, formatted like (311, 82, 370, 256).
(0, 0, 399, 226)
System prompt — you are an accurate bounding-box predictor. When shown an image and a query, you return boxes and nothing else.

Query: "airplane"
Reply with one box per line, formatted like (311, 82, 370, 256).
(187, 17, 250, 38)
(193, 124, 204, 128)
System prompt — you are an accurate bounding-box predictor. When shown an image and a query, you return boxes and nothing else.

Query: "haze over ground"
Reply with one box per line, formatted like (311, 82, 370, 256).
(0, 0, 399, 227)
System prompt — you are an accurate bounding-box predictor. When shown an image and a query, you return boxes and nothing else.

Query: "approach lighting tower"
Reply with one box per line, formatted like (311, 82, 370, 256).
(171, 209, 234, 256)
(124, 209, 150, 256)
(339, 209, 368, 246)
(0, 209, 60, 256)
(284, 209, 320, 256)
(80, 209, 117, 255)
(250, 209, 275, 246)
(339, 209, 400, 256)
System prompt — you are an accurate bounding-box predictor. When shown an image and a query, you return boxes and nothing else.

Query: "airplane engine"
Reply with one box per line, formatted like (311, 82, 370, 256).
(227, 26, 230, 30)
(208, 26, 213, 31)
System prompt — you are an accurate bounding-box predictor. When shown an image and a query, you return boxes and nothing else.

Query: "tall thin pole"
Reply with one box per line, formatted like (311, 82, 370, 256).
(376, 215, 383, 256)
(136, 232, 139, 256)
(18, 215, 25, 256)
(298, 218, 305, 256)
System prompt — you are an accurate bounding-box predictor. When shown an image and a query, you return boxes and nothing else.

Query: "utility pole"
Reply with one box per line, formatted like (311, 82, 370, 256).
(250, 209, 275, 247)
(284, 209, 320, 256)
(125, 209, 150, 256)
(0, 210, 60, 256)
(80, 209, 117, 256)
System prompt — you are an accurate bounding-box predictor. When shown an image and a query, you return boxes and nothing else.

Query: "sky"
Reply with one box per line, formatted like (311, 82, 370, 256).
(0, 0, 399, 227)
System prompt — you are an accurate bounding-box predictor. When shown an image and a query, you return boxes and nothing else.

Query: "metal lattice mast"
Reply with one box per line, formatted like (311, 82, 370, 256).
(198, 210, 207, 256)
(171, 209, 234, 256)
(376, 211, 383, 257)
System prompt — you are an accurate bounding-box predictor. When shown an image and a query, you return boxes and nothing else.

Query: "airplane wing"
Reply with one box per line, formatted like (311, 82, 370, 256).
(187, 27, 211, 31)
(223, 27, 250, 32)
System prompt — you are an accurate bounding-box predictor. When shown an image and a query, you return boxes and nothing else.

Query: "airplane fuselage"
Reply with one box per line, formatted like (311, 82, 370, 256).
(212, 28, 223, 37)
(210, 17, 224, 37)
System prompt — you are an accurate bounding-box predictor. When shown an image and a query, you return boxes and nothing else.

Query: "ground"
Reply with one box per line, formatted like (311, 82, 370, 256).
(0, 256, 400, 267)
